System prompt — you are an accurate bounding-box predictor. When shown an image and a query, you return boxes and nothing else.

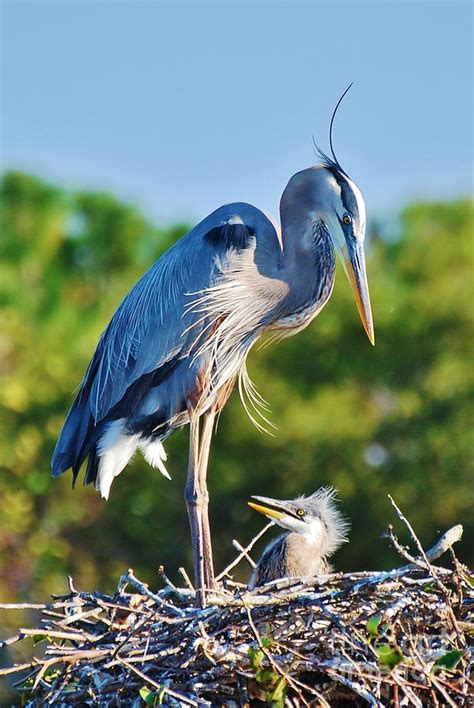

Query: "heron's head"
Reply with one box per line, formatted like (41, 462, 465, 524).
(280, 163, 374, 345)
(248, 487, 349, 555)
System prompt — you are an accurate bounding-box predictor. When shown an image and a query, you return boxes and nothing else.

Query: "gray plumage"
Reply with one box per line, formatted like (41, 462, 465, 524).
(249, 488, 349, 589)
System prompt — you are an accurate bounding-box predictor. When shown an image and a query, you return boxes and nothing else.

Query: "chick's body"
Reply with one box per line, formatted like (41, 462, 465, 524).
(248, 487, 348, 590)
(249, 532, 331, 589)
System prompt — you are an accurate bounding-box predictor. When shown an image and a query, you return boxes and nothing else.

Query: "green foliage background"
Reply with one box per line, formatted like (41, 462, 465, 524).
(1, 171, 473, 608)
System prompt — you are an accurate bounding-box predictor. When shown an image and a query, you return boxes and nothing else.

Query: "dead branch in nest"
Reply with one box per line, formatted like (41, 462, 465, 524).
(0, 498, 472, 707)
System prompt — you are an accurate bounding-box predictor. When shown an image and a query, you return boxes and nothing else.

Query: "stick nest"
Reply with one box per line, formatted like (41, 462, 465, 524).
(1, 507, 473, 707)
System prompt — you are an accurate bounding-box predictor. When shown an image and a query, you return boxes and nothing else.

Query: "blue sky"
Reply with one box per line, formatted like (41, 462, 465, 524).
(2, 1, 472, 224)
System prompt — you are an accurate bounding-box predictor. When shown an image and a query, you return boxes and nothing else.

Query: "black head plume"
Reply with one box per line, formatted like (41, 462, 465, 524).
(313, 82, 353, 175)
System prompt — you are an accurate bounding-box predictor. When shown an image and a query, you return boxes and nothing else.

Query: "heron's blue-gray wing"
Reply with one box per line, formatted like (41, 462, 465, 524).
(51, 203, 280, 481)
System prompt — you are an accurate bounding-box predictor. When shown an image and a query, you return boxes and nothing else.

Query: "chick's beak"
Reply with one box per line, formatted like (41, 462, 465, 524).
(248, 497, 285, 520)
(248, 501, 284, 520)
(341, 239, 375, 345)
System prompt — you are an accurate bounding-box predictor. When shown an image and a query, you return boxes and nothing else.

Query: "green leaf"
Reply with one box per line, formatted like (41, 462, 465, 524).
(248, 646, 264, 671)
(267, 675, 288, 707)
(376, 644, 405, 669)
(366, 614, 382, 638)
(462, 571, 474, 589)
(434, 650, 464, 671)
(44, 667, 61, 680)
(139, 686, 162, 705)
(423, 583, 436, 592)
(32, 633, 51, 645)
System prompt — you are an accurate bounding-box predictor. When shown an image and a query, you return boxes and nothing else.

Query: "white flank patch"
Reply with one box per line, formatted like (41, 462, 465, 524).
(96, 420, 139, 500)
(139, 439, 171, 480)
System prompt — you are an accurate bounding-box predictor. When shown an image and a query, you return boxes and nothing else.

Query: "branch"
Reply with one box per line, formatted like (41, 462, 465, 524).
(216, 521, 274, 581)
(118, 569, 184, 617)
(387, 495, 451, 594)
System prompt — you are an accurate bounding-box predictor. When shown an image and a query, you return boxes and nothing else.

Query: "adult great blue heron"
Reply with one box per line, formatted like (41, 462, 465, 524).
(248, 488, 349, 589)
(51, 89, 374, 604)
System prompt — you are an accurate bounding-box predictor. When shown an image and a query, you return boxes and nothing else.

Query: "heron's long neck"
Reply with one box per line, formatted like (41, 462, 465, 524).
(279, 218, 336, 316)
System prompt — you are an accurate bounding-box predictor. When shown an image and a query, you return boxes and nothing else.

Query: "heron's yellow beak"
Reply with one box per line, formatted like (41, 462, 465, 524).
(341, 241, 375, 346)
(248, 501, 284, 519)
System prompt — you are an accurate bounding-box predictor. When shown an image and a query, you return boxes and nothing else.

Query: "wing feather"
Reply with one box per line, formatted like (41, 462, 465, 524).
(52, 203, 278, 479)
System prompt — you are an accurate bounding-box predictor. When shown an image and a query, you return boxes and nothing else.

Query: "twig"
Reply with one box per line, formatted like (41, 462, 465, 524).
(0, 509, 470, 706)
(118, 568, 184, 617)
(179, 566, 195, 592)
(388, 495, 450, 595)
(116, 657, 199, 706)
(216, 521, 274, 581)
(231, 539, 257, 568)
(245, 604, 310, 708)
(425, 524, 463, 562)
(158, 564, 186, 600)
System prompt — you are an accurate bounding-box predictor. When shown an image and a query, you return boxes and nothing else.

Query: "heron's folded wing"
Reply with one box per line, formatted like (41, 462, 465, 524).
(87, 208, 267, 422)
(51, 203, 278, 477)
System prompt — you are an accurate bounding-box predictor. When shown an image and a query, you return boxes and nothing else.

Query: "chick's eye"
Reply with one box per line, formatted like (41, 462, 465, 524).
(342, 213, 352, 225)
(296, 508, 305, 517)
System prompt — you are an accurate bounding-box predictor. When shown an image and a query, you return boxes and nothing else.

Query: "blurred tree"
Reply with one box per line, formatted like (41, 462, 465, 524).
(0, 172, 472, 614)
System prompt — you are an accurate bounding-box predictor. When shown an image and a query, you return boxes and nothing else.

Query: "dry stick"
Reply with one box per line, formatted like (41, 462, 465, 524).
(0, 648, 110, 678)
(325, 668, 380, 707)
(0, 633, 25, 649)
(231, 539, 257, 568)
(116, 656, 199, 706)
(245, 604, 311, 708)
(425, 524, 463, 562)
(67, 575, 78, 593)
(387, 523, 464, 571)
(387, 495, 468, 648)
(47, 666, 76, 706)
(388, 495, 450, 594)
(339, 646, 375, 704)
(0, 662, 39, 677)
(32, 657, 65, 690)
(0, 602, 51, 610)
(385, 524, 420, 566)
(216, 521, 274, 581)
(392, 673, 423, 708)
(280, 646, 333, 708)
(158, 565, 186, 600)
(388, 494, 466, 646)
(410, 642, 460, 708)
(118, 569, 184, 617)
(179, 566, 195, 592)
(18, 627, 98, 642)
(353, 521, 462, 594)
(112, 615, 151, 659)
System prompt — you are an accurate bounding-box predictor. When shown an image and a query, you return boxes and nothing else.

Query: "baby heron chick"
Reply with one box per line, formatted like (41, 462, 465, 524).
(248, 488, 349, 589)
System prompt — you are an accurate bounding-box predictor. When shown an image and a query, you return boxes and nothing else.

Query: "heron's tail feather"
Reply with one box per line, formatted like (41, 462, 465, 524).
(51, 403, 87, 478)
(51, 394, 103, 483)
(51, 344, 104, 481)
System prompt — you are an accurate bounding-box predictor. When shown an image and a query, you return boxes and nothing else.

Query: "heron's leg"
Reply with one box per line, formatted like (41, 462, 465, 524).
(185, 415, 207, 606)
(196, 409, 216, 590)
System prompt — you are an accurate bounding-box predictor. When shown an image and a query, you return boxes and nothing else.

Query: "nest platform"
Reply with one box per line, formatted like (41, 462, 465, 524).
(1, 503, 472, 707)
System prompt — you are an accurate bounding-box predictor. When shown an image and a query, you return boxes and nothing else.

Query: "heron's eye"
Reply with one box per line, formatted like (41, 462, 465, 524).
(296, 508, 305, 517)
(342, 213, 352, 225)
